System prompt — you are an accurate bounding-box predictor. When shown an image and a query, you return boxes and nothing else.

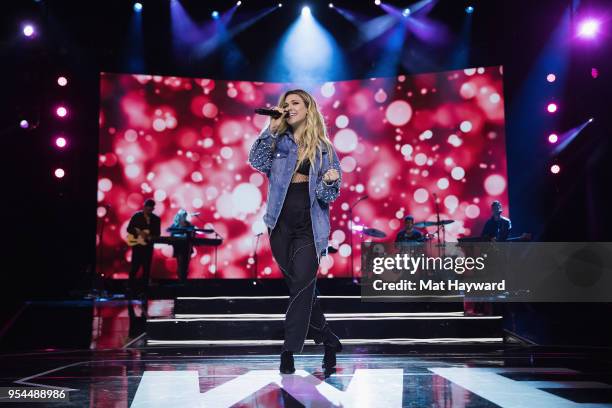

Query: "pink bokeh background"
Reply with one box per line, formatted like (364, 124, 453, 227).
(97, 66, 508, 279)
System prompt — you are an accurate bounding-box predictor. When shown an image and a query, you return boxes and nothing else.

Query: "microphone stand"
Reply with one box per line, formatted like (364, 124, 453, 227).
(431, 193, 447, 261)
(94, 204, 110, 299)
(194, 214, 221, 276)
(348, 196, 368, 283)
(432, 193, 444, 246)
(252, 233, 263, 283)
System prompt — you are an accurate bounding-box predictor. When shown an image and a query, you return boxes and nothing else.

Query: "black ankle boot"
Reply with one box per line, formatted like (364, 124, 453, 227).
(279, 350, 295, 374)
(323, 345, 337, 369)
(320, 326, 342, 369)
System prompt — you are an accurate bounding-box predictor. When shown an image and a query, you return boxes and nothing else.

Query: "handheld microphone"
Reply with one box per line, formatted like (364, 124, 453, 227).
(254, 108, 285, 119)
(189, 212, 201, 216)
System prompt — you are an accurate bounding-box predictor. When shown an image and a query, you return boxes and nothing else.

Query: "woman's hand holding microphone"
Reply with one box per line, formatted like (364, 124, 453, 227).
(269, 107, 287, 134)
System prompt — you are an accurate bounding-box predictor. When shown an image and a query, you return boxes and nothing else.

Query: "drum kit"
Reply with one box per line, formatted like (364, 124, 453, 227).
(340, 194, 455, 280)
(353, 219, 455, 242)
(327, 219, 455, 253)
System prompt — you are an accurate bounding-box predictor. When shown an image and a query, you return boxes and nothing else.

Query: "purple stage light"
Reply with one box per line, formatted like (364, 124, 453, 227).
(578, 19, 600, 38)
(55, 137, 67, 148)
(546, 73, 556, 83)
(57, 76, 68, 87)
(591, 68, 599, 79)
(54, 168, 66, 178)
(23, 24, 35, 37)
(20, 120, 29, 129)
(548, 133, 558, 144)
(547, 103, 558, 113)
(56, 106, 68, 118)
(375, 0, 381, 5)
(550, 164, 560, 174)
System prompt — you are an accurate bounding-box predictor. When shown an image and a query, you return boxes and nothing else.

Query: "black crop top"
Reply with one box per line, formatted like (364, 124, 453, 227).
(296, 159, 310, 176)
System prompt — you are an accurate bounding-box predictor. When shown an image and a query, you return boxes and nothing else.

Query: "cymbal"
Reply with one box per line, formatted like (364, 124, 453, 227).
(327, 246, 338, 254)
(414, 219, 455, 228)
(363, 228, 387, 238)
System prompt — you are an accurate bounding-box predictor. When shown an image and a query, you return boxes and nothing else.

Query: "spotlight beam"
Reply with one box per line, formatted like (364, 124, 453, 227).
(194, 6, 278, 59)
(552, 118, 594, 155)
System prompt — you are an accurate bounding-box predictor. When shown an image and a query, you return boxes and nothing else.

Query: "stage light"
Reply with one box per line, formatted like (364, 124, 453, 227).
(212, 10, 220, 19)
(57, 76, 68, 87)
(548, 133, 558, 143)
(20, 120, 29, 129)
(56, 106, 68, 118)
(547, 103, 557, 113)
(402, 8, 411, 17)
(552, 118, 594, 155)
(55, 136, 67, 148)
(133, 2, 143, 12)
(550, 164, 560, 174)
(23, 24, 35, 37)
(578, 19, 600, 38)
(329, 3, 334, 8)
(546, 73, 556, 83)
(375, 0, 381, 5)
(237, 1, 242, 5)
(278, 3, 283, 7)
(591, 68, 599, 78)
(270, 0, 346, 83)
(466, 6, 474, 14)
(54, 168, 65, 178)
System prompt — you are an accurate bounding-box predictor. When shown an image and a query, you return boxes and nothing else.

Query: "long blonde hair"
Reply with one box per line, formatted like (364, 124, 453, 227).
(275, 89, 334, 171)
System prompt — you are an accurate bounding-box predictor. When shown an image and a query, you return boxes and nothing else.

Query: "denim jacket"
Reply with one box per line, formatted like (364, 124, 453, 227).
(248, 127, 342, 261)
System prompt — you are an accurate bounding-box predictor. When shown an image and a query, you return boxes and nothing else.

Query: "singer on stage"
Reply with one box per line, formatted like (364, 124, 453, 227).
(248, 89, 343, 374)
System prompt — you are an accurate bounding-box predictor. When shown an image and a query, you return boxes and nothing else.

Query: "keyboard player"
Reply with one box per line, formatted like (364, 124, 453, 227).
(167, 209, 195, 283)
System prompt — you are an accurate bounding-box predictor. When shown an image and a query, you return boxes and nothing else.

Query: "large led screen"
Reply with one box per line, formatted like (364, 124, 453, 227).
(98, 67, 508, 279)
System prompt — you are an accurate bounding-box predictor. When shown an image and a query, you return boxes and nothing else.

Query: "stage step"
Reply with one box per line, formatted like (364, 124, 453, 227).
(146, 312, 503, 344)
(147, 338, 504, 346)
(146, 295, 503, 346)
(173, 295, 464, 315)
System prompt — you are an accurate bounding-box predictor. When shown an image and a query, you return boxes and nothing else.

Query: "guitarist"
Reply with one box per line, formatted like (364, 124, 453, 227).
(127, 199, 161, 298)
(481, 200, 512, 242)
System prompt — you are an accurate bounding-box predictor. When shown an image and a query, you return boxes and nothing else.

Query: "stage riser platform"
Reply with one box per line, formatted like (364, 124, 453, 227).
(146, 316, 503, 342)
(173, 296, 464, 315)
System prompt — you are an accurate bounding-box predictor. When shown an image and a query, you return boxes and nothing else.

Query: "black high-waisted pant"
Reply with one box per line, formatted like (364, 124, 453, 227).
(269, 182, 328, 352)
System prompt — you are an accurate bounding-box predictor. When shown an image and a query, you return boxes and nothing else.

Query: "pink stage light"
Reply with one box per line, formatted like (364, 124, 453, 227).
(547, 103, 558, 113)
(546, 73, 556, 83)
(20, 120, 29, 129)
(591, 68, 599, 79)
(550, 164, 560, 174)
(548, 133, 558, 143)
(56, 106, 68, 118)
(55, 137, 67, 148)
(57, 76, 68, 86)
(54, 168, 65, 178)
(578, 19, 600, 38)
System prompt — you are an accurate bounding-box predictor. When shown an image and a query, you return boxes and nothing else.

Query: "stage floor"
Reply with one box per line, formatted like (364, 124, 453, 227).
(1, 345, 611, 407)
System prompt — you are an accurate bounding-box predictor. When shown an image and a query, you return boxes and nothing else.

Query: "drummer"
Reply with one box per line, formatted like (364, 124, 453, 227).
(394, 215, 425, 243)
